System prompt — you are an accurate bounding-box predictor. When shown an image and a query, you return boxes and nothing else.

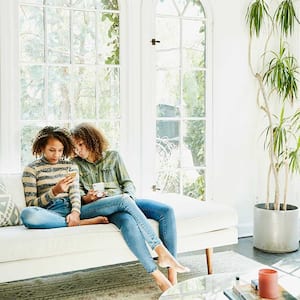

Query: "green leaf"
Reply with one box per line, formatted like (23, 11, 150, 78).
(274, 0, 299, 36)
(246, 0, 270, 37)
(263, 40, 298, 102)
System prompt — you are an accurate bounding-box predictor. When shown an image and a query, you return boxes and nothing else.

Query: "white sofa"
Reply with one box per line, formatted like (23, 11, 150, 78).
(0, 173, 238, 283)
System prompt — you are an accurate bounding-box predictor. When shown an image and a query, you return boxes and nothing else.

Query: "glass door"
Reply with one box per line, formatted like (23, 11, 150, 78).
(153, 0, 207, 200)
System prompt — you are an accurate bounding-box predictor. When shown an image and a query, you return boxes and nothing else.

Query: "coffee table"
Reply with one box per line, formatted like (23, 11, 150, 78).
(159, 273, 236, 299)
(159, 272, 300, 299)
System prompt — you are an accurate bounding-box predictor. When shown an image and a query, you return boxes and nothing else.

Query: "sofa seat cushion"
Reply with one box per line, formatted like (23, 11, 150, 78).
(0, 220, 158, 263)
(149, 193, 238, 236)
(0, 193, 237, 263)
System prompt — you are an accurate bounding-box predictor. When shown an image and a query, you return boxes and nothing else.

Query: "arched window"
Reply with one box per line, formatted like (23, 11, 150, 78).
(154, 0, 208, 199)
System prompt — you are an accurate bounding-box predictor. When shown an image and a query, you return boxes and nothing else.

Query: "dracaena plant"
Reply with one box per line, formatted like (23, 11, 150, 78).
(246, 0, 300, 210)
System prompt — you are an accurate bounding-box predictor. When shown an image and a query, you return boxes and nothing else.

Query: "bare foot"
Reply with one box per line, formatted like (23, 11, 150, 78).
(168, 268, 177, 285)
(151, 269, 172, 292)
(155, 244, 190, 273)
(80, 216, 109, 225)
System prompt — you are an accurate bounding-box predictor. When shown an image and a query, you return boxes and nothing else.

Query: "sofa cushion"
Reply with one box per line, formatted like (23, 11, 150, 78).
(0, 193, 237, 263)
(0, 195, 21, 227)
(0, 174, 25, 211)
(0, 177, 21, 227)
(0, 221, 158, 263)
(147, 193, 238, 236)
(0, 178, 6, 194)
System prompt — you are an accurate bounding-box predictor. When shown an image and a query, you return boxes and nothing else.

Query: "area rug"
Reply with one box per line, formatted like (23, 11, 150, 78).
(0, 251, 266, 300)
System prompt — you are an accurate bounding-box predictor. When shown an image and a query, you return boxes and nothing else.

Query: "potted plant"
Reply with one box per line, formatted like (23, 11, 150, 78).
(246, 0, 300, 252)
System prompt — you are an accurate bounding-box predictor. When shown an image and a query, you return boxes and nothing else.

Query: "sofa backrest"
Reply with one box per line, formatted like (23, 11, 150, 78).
(0, 173, 25, 210)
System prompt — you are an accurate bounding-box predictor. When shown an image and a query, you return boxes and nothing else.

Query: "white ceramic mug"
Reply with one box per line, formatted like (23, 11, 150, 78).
(92, 182, 105, 196)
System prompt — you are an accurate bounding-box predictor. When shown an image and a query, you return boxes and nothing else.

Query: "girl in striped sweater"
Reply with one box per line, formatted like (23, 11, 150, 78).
(21, 126, 108, 227)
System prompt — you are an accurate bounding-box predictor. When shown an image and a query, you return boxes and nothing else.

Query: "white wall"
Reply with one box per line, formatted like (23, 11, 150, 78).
(208, 0, 300, 237)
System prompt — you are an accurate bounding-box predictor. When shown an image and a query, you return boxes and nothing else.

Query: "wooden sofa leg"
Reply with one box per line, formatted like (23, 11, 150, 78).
(205, 248, 213, 274)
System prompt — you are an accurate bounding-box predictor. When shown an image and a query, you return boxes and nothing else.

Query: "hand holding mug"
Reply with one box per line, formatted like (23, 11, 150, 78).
(93, 182, 105, 198)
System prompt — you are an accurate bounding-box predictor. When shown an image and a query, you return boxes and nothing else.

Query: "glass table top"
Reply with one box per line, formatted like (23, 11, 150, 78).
(159, 273, 236, 299)
(159, 272, 300, 300)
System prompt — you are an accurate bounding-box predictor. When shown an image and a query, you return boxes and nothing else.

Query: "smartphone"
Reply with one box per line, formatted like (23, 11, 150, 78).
(67, 171, 77, 179)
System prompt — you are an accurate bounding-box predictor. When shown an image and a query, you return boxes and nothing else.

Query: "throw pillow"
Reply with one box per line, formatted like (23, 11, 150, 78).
(0, 178, 21, 226)
(0, 178, 6, 194)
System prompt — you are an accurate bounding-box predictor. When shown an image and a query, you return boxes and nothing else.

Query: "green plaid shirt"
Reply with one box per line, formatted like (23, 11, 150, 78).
(72, 150, 136, 200)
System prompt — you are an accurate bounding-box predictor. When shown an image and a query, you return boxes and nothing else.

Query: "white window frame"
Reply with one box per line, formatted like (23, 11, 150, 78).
(118, 0, 143, 189)
(0, 0, 21, 173)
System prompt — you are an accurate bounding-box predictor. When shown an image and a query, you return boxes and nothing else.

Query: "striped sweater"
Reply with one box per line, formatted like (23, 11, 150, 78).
(22, 157, 81, 214)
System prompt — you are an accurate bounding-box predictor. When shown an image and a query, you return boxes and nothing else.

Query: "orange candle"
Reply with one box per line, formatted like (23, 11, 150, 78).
(258, 268, 279, 299)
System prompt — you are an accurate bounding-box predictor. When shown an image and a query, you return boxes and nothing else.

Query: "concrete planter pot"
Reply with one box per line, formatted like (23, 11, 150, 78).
(253, 203, 299, 253)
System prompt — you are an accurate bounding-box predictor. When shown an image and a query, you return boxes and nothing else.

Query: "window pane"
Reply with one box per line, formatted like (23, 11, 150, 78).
(96, 0, 119, 10)
(21, 0, 44, 5)
(73, 10, 96, 64)
(184, 0, 205, 18)
(48, 66, 70, 120)
(183, 120, 205, 167)
(156, 0, 178, 16)
(47, 8, 70, 63)
(97, 67, 120, 119)
(46, 0, 70, 6)
(155, 138, 180, 193)
(21, 125, 42, 167)
(73, 67, 96, 119)
(72, 0, 95, 9)
(183, 169, 205, 200)
(156, 70, 180, 117)
(20, 66, 44, 120)
(19, 5, 44, 63)
(156, 17, 179, 68)
(182, 19, 206, 68)
(157, 120, 180, 144)
(99, 120, 120, 150)
(98, 13, 120, 64)
(183, 70, 205, 117)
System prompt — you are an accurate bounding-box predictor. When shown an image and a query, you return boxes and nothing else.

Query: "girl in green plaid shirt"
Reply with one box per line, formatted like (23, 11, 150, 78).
(71, 123, 189, 292)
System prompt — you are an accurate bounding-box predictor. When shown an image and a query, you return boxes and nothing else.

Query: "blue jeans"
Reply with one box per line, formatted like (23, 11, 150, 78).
(20, 194, 162, 252)
(110, 198, 177, 273)
(21, 198, 71, 228)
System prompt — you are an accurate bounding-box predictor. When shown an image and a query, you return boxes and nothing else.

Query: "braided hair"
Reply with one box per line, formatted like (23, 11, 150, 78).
(32, 126, 73, 158)
(71, 123, 109, 160)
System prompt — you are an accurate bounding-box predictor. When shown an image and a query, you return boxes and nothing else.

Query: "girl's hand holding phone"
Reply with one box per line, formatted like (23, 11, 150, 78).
(66, 172, 76, 179)
(52, 172, 76, 196)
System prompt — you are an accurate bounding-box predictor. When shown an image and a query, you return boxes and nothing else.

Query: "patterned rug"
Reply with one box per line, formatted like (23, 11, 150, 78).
(0, 251, 267, 300)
